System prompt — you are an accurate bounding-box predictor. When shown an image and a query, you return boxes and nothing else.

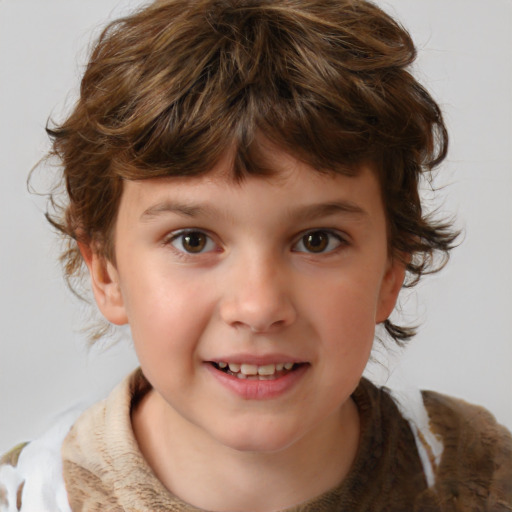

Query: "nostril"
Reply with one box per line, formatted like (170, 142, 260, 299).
(249, 318, 286, 333)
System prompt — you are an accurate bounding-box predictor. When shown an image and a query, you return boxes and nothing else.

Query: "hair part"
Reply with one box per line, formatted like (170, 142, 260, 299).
(45, 0, 458, 344)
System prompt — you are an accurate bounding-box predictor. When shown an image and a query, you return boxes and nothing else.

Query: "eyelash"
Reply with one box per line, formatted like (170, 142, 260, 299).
(165, 228, 348, 256)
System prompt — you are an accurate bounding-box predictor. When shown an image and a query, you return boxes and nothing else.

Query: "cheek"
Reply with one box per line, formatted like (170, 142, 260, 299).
(122, 264, 202, 322)
(302, 274, 382, 376)
(307, 275, 382, 333)
(121, 268, 218, 359)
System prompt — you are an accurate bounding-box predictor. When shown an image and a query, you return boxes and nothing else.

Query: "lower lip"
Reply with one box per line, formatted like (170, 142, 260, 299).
(205, 363, 309, 400)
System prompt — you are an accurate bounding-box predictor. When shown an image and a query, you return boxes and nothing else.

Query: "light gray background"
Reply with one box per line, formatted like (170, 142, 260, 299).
(1, 0, 511, 454)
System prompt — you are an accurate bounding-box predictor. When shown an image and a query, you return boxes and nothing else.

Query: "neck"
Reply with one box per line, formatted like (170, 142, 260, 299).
(132, 390, 360, 512)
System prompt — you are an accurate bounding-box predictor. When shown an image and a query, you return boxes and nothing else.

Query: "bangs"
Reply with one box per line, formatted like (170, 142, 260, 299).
(85, 0, 412, 182)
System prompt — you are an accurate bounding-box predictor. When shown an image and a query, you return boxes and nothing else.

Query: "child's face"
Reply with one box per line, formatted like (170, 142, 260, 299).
(88, 148, 404, 453)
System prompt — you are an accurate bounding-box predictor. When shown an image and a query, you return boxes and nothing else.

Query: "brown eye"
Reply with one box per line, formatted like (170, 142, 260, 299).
(182, 232, 207, 253)
(170, 230, 215, 254)
(302, 231, 329, 253)
(294, 230, 344, 254)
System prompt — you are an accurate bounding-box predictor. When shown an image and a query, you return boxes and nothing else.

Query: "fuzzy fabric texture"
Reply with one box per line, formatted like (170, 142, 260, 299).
(0, 407, 84, 512)
(1, 369, 511, 511)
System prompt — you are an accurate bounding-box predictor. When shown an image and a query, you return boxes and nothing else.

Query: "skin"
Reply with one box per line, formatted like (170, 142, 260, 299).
(82, 147, 405, 511)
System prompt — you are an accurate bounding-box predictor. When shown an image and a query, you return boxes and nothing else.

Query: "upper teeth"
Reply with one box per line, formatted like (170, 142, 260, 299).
(219, 362, 295, 375)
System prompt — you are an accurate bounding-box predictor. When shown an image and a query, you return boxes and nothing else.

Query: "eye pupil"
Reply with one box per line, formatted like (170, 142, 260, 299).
(304, 231, 329, 252)
(183, 232, 206, 253)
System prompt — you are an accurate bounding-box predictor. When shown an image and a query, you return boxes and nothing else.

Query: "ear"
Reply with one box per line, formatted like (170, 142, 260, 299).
(375, 256, 406, 324)
(79, 242, 128, 325)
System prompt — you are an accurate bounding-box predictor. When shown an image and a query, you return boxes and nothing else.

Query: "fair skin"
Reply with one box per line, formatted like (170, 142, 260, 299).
(82, 148, 405, 512)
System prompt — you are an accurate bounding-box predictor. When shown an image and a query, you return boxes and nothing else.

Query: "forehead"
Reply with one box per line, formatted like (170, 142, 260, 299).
(116, 151, 385, 229)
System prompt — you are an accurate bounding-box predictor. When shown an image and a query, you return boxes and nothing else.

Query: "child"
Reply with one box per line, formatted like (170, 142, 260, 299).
(1, 0, 511, 510)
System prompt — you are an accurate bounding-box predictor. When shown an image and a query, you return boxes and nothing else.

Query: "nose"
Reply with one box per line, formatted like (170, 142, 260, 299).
(219, 255, 297, 333)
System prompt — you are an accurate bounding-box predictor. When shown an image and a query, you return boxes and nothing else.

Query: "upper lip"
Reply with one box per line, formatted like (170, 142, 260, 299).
(206, 354, 307, 365)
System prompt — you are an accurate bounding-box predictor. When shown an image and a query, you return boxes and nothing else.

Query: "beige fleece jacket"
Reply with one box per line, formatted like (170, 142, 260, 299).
(2, 369, 511, 511)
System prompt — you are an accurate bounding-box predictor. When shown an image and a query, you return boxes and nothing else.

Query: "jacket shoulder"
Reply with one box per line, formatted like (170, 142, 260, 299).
(0, 407, 86, 512)
(0, 443, 29, 511)
(418, 391, 512, 511)
(0, 442, 29, 468)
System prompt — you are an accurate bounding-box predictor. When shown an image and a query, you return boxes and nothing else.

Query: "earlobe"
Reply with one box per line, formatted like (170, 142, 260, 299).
(375, 257, 406, 324)
(78, 242, 128, 325)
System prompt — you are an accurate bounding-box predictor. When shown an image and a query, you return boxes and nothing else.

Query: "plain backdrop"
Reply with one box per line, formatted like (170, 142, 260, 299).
(0, 0, 511, 454)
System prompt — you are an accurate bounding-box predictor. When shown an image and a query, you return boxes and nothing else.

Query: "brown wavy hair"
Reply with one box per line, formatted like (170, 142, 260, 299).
(45, 0, 458, 343)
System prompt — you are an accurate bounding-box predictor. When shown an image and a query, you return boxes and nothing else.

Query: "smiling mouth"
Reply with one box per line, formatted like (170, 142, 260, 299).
(210, 362, 304, 381)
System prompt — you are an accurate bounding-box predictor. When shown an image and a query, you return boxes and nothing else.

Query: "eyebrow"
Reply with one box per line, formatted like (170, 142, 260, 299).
(141, 199, 368, 223)
(289, 201, 368, 223)
(140, 201, 211, 221)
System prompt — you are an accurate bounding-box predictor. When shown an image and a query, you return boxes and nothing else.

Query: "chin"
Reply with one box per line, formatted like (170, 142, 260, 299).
(213, 424, 304, 454)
